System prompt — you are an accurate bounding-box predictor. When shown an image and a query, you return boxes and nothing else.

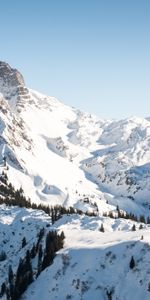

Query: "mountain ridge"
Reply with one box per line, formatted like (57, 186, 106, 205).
(0, 62, 150, 300)
(0, 62, 150, 215)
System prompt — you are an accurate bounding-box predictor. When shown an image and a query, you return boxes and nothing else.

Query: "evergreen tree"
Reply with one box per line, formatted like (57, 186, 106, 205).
(8, 265, 14, 284)
(30, 244, 36, 259)
(106, 290, 112, 300)
(37, 244, 43, 276)
(116, 205, 121, 218)
(9, 282, 14, 300)
(0, 250, 7, 261)
(129, 256, 135, 269)
(15, 258, 23, 285)
(22, 237, 27, 248)
(42, 244, 55, 271)
(60, 231, 65, 240)
(25, 250, 33, 285)
(108, 211, 114, 218)
(5, 287, 10, 300)
(139, 215, 146, 223)
(14, 252, 33, 299)
(3, 156, 6, 167)
(99, 223, 105, 232)
(0, 282, 6, 297)
(139, 224, 143, 230)
(131, 224, 136, 231)
(37, 228, 45, 243)
(147, 216, 150, 224)
(38, 244, 43, 261)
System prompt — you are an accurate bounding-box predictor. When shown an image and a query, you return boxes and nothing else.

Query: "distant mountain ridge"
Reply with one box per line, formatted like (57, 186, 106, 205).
(0, 61, 150, 215)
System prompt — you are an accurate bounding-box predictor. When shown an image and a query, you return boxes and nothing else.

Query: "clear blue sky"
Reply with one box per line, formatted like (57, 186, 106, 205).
(0, 0, 150, 119)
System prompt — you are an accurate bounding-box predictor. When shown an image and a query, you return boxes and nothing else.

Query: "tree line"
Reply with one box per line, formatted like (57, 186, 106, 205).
(103, 205, 150, 225)
(0, 172, 149, 225)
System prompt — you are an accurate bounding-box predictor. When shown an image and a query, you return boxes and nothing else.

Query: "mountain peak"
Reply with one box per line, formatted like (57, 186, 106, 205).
(0, 61, 25, 87)
(0, 61, 30, 110)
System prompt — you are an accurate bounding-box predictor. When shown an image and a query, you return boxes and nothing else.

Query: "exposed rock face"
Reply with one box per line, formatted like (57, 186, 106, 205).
(0, 62, 32, 166)
(0, 61, 30, 110)
(0, 61, 25, 87)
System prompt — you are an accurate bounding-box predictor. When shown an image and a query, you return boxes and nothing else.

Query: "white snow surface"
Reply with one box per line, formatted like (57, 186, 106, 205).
(1, 63, 150, 299)
(1, 86, 150, 215)
(24, 213, 150, 300)
(0, 205, 150, 300)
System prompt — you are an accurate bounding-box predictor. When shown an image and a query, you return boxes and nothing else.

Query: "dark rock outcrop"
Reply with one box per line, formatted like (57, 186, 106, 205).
(0, 61, 30, 110)
(0, 61, 25, 87)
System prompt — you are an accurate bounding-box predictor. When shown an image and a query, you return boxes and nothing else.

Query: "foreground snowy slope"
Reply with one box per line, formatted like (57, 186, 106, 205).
(0, 204, 150, 300)
(24, 214, 150, 300)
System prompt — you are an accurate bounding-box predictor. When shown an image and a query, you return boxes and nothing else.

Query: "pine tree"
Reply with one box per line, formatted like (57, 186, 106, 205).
(99, 223, 105, 232)
(129, 256, 135, 269)
(0, 282, 6, 297)
(8, 265, 14, 284)
(0, 250, 7, 261)
(106, 290, 112, 300)
(15, 258, 23, 286)
(5, 287, 10, 300)
(30, 244, 36, 259)
(9, 282, 14, 300)
(116, 205, 121, 217)
(131, 224, 136, 231)
(60, 231, 65, 241)
(108, 211, 114, 218)
(22, 237, 27, 248)
(37, 244, 43, 276)
(25, 250, 33, 285)
(38, 244, 43, 261)
(51, 208, 55, 224)
(42, 244, 55, 271)
(37, 228, 45, 244)
(147, 216, 150, 224)
(139, 224, 143, 230)
(106, 288, 114, 300)
(139, 215, 146, 223)
(14, 252, 33, 299)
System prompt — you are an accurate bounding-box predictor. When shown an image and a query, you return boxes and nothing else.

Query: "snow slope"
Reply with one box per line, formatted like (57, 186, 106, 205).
(0, 61, 150, 299)
(0, 205, 150, 300)
(24, 214, 150, 300)
(0, 205, 51, 286)
(0, 63, 150, 217)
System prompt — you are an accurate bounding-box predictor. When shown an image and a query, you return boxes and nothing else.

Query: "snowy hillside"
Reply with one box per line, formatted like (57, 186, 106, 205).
(0, 62, 150, 216)
(1, 205, 150, 300)
(25, 213, 150, 300)
(0, 61, 150, 299)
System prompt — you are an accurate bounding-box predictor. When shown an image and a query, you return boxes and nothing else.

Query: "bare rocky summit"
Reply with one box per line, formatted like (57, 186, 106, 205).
(0, 61, 25, 87)
(0, 61, 30, 110)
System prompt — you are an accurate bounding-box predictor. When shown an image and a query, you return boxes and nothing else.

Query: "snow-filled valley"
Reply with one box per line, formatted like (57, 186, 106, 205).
(0, 61, 150, 299)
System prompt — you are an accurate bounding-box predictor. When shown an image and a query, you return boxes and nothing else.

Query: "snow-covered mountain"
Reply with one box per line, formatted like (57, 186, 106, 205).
(1, 61, 150, 214)
(0, 61, 150, 299)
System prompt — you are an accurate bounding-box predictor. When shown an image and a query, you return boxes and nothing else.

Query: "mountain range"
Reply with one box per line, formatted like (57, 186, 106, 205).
(0, 61, 150, 300)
